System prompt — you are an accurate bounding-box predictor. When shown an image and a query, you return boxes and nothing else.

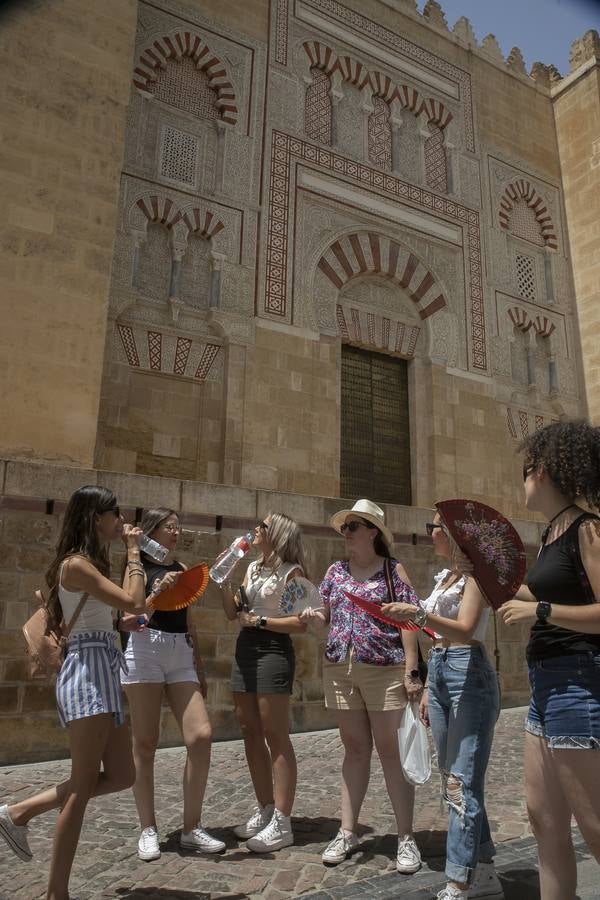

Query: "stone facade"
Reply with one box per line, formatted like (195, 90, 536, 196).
(1, 0, 599, 760)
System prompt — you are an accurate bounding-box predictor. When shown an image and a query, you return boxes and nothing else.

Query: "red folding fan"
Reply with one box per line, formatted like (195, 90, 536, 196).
(150, 563, 210, 611)
(435, 499, 526, 610)
(344, 590, 436, 639)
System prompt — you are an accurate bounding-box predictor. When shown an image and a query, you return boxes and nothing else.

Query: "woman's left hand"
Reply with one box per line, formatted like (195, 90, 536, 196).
(499, 598, 537, 625)
(381, 602, 416, 622)
(404, 673, 424, 702)
(238, 610, 256, 629)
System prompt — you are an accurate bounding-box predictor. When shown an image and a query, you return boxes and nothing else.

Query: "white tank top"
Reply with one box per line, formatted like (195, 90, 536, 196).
(59, 561, 114, 636)
(422, 568, 489, 642)
(245, 560, 302, 617)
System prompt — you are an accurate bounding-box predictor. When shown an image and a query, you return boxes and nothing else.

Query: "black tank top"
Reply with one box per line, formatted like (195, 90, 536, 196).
(144, 558, 187, 633)
(526, 512, 600, 662)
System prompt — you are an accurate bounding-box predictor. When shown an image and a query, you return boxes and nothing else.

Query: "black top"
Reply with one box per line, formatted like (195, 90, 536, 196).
(526, 512, 600, 662)
(144, 559, 188, 633)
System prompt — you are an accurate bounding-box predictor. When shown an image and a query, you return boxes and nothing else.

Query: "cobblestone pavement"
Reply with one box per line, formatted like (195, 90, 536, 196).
(0, 707, 597, 899)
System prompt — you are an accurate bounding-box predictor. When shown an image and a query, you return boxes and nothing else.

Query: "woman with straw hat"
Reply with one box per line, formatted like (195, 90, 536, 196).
(301, 499, 423, 875)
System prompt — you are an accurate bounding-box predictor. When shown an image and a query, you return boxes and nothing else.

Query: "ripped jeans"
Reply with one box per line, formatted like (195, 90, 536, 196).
(427, 646, 500, 886)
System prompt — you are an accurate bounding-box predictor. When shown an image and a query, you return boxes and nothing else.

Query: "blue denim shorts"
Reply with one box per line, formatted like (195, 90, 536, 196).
(526, 652, 600, 749)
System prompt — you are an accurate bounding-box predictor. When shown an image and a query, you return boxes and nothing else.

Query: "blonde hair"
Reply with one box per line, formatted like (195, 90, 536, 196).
(253, 511, 308, 580)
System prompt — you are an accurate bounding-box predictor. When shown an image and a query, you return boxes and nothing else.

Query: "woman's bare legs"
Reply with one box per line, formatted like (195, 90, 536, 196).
(46, 715, 134, 900)
(166, 681, 212, 832)
(123, 683, 164, 830)
(233, 692, 274, 807)
(257, 693, 296, 816)
(336, 709, 373, 833)
(8, 719, 134, 827)
(369, 708, 415, 836)
(525, 732, 576, 900)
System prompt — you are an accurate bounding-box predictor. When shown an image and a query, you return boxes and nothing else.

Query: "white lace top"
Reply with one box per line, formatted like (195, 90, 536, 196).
(245, 560, 302, 617)
(422, 568, 489, 642)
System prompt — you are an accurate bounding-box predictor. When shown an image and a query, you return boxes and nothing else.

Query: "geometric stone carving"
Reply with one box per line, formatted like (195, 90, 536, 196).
(498, 180, 558, 249)
(154, 58, 219, 120)
(115, 322, 222, 381)
(368, 97, 392, 170)
(160, 125, 199, 186)
(424, 125, 447, 193)
(305, 68, 332, 145)
(516, 254, 536, 300)
(336, 301, 421, 357)
(507, 306, 531, 331)
(132, 31, 238, 125)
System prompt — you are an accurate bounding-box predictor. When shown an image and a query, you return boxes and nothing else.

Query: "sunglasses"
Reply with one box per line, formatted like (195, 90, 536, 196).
(258, 521, 268, 530)
(161, 524, 180, 534)
(105, 506, 120, 517)
(425, 522, 441, 536)
(340, 520, 370, 534)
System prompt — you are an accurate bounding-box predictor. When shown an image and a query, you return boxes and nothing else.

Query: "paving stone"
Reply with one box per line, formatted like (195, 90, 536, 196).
(0, 708, 597, 898)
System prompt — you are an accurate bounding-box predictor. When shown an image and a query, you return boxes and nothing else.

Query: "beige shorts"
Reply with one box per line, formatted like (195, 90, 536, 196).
(323, 654, 408, 712)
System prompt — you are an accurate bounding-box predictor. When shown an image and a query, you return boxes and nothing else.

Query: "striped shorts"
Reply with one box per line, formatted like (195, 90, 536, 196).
(56, 631, 128, 728)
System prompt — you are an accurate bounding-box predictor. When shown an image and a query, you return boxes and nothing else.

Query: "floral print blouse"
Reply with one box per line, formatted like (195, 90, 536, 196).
(319, 559, 418, 666)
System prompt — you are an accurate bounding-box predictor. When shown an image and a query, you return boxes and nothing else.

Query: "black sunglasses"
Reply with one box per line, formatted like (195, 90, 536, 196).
(258, 520, 268, 530)
(105, 506, 120, 517)
(340, 520, 376, 534)
(425, 522, 444, 537)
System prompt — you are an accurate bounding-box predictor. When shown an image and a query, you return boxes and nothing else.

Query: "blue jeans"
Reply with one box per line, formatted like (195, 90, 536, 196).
(427, 646, 500, 886)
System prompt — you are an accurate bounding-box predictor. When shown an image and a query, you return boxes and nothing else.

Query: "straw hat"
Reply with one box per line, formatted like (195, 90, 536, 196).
(329, 499, 394, 549)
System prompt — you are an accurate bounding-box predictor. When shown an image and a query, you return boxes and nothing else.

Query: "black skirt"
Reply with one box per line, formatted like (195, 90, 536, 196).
(231, 628, 295, 694)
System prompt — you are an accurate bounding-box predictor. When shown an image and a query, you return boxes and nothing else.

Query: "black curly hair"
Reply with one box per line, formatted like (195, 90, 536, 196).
(520, 420, 600, 510)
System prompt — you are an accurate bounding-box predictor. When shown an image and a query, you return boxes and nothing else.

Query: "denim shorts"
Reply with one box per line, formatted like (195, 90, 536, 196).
(526, 652, 600, 749)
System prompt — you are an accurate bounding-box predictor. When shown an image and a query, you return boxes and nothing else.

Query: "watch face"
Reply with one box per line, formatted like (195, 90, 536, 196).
(410, 669, 420, 678)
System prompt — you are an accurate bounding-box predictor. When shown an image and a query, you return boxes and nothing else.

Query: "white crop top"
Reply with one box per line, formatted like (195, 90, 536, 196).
(59, 563, 114, 636)
(245, 560, 302, 617)
(422, 568, 489, 643)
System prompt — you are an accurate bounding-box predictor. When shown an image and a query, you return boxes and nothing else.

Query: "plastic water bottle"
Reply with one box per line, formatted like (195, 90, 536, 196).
(209, 532, 254, 584)
(139, 534, 169, 563)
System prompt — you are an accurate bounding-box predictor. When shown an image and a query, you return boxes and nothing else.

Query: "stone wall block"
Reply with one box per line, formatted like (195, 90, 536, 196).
(181, 481, 257, 518)
(4, 461, 98, 500)
(101, 471, 181, 510)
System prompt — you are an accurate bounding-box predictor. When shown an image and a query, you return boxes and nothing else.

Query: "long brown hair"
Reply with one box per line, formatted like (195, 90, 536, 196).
(44, 485, 116, 633)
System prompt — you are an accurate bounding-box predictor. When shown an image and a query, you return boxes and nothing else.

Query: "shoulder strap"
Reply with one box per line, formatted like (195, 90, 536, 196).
(63, 593, 89, 638)
(383, 557, 395, 603)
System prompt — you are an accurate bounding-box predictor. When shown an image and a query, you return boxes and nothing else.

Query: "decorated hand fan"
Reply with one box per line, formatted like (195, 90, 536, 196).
(280, 577, 322, 615)
(344, 590, 436, 639)
(435, 499, 526, 610)
(150, 563, 210, 611)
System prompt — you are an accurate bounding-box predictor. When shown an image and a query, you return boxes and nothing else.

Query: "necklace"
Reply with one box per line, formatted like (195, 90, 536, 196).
(541, 504, 577, 544)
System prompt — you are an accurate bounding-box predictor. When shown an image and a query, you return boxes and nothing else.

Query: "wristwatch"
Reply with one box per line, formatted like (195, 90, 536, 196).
(409, 668, 421, 680)
(413, 607, 428, 629)
(536, 601, 552, 623)
(255, 615, 267, 629)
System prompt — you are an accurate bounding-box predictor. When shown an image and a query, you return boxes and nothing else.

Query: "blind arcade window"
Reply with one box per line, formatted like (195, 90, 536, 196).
(340, 345, 411, 505)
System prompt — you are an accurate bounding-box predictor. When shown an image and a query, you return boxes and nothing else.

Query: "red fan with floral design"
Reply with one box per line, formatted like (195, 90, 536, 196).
(150, 563, 210, 611)
(344, 591, 436, 639)
(435, 500, 526, 610)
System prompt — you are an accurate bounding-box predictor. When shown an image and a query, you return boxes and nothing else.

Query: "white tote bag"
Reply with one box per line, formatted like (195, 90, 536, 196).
(398, 701, 432, 785)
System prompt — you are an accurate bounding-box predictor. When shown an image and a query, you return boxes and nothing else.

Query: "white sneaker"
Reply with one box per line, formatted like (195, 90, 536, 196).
(469, 862, 504, 898)
(437, 887, 469, 900)
(0, 805, 32, 861)
(396, 833, 421, 873)
(180, 826, 226, 854)
(321, 828, 359, 865)
(245, 808, 293, 852)
(137, 826, 160, 861)
(233, 803, 274, 839)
